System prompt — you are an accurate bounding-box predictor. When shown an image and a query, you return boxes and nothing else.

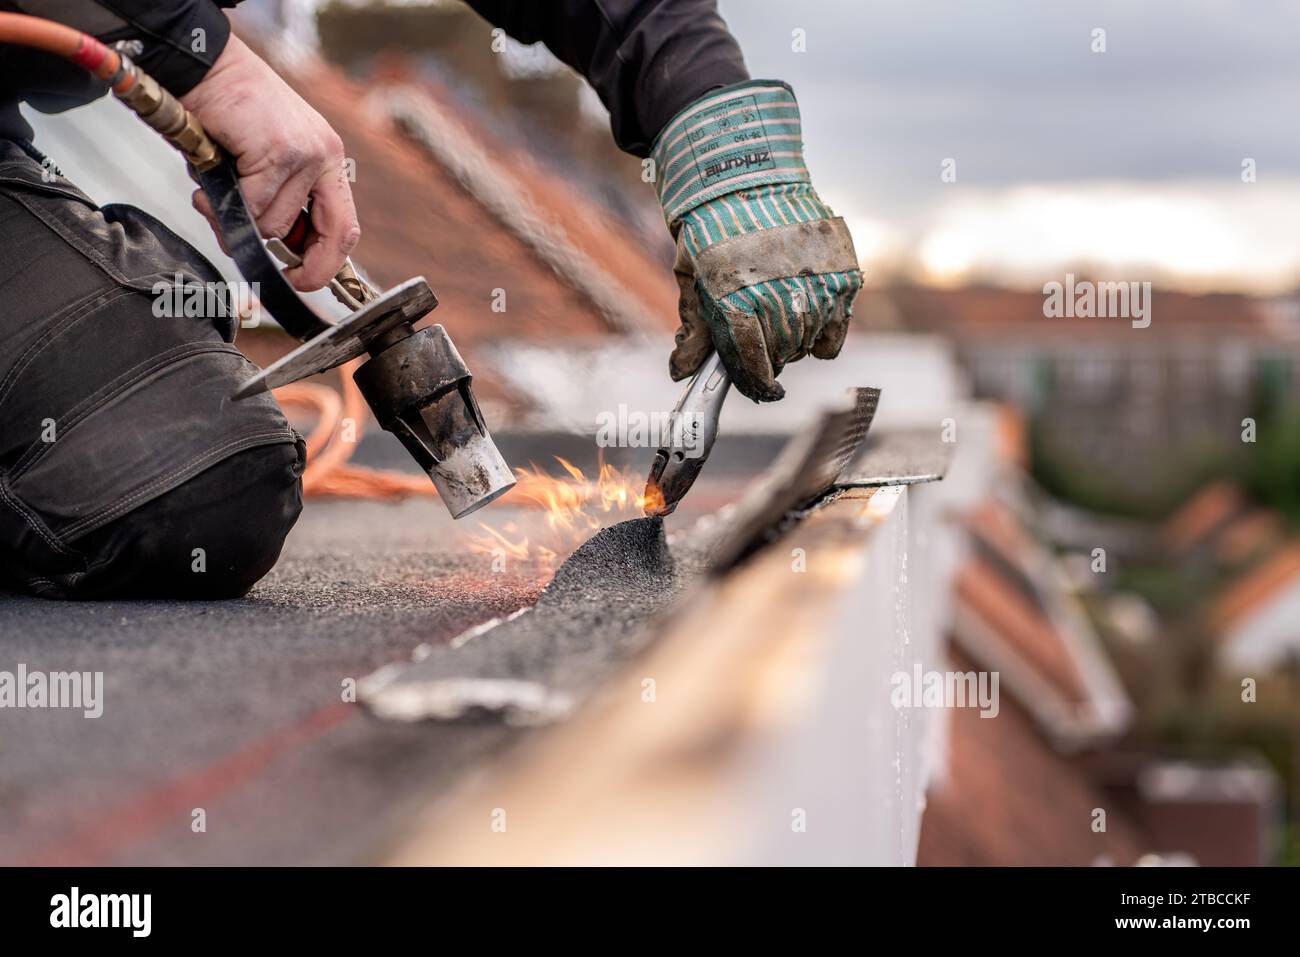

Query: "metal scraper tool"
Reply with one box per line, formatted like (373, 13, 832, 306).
(643, 351, 731, 516)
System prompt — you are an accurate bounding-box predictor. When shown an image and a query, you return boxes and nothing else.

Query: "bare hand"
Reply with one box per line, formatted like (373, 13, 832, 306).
(181, 35, 359, 292)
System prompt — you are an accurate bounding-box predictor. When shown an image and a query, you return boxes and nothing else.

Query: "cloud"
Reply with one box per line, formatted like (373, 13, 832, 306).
(836, 178, 1300, 293)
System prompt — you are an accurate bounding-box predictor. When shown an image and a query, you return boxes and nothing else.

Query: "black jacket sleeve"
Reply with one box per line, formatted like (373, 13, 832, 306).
(463, 0, 749, 156)
(2, 0, 236, 96)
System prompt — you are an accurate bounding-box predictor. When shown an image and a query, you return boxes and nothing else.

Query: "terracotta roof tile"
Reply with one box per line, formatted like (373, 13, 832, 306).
(993, 403, 1028, 470)
(1216, 508, 1285, 567)
(894, 285, 1272, 340)
(965, 498, 1037, 570)
(955, 557, 1090, 706)
(917, 649, 1146, 866)
(1211, 541, 1300, 631)
(365, 56, 679, 330)
(267, 56, 676, 349)
(1162, 480, 1245, 554)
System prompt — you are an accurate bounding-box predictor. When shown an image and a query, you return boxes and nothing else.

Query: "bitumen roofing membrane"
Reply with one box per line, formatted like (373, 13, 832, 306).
(1, 421, 917, 864)
(0, 435, 753, 865)
(360, 516, 708, 726)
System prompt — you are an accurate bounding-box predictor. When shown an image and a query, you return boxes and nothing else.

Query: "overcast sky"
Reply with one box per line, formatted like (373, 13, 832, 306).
(40, 0, 1297, 294)
(716, 0, 1300, 291)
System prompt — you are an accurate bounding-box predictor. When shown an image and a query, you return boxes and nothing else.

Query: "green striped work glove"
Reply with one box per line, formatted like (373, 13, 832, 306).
(652, 80, 863, 402)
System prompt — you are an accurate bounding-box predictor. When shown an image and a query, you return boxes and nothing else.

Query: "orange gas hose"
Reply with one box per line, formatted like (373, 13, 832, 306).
(0, 13, 133, 91)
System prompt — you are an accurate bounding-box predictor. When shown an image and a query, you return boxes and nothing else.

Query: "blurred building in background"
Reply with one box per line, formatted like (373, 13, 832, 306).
(881, 285, 1300, 515)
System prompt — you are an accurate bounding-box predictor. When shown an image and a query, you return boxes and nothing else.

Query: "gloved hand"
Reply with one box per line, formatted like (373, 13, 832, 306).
(652, 81, 863, 402)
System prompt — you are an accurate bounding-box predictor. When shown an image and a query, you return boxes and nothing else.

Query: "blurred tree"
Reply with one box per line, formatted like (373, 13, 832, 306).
(1246, 397, 1300, 527)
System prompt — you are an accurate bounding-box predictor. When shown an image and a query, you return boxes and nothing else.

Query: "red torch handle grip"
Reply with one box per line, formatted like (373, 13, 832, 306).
(282, 205, 314, 257)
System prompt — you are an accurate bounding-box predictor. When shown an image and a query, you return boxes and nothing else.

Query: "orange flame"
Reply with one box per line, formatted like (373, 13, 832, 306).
(466, 455, 662, 571)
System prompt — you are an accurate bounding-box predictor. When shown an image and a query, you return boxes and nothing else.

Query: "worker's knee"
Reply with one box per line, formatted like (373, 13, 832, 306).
(0, 147, 307, 600)
(58, 441, 306, 600)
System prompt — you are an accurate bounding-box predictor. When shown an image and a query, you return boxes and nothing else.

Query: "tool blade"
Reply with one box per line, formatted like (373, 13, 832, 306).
(643, 352, 731, 516)
(232, 278, 437, 398)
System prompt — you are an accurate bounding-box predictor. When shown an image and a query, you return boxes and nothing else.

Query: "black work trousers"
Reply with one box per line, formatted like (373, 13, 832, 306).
(0, 139, 304, 599)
